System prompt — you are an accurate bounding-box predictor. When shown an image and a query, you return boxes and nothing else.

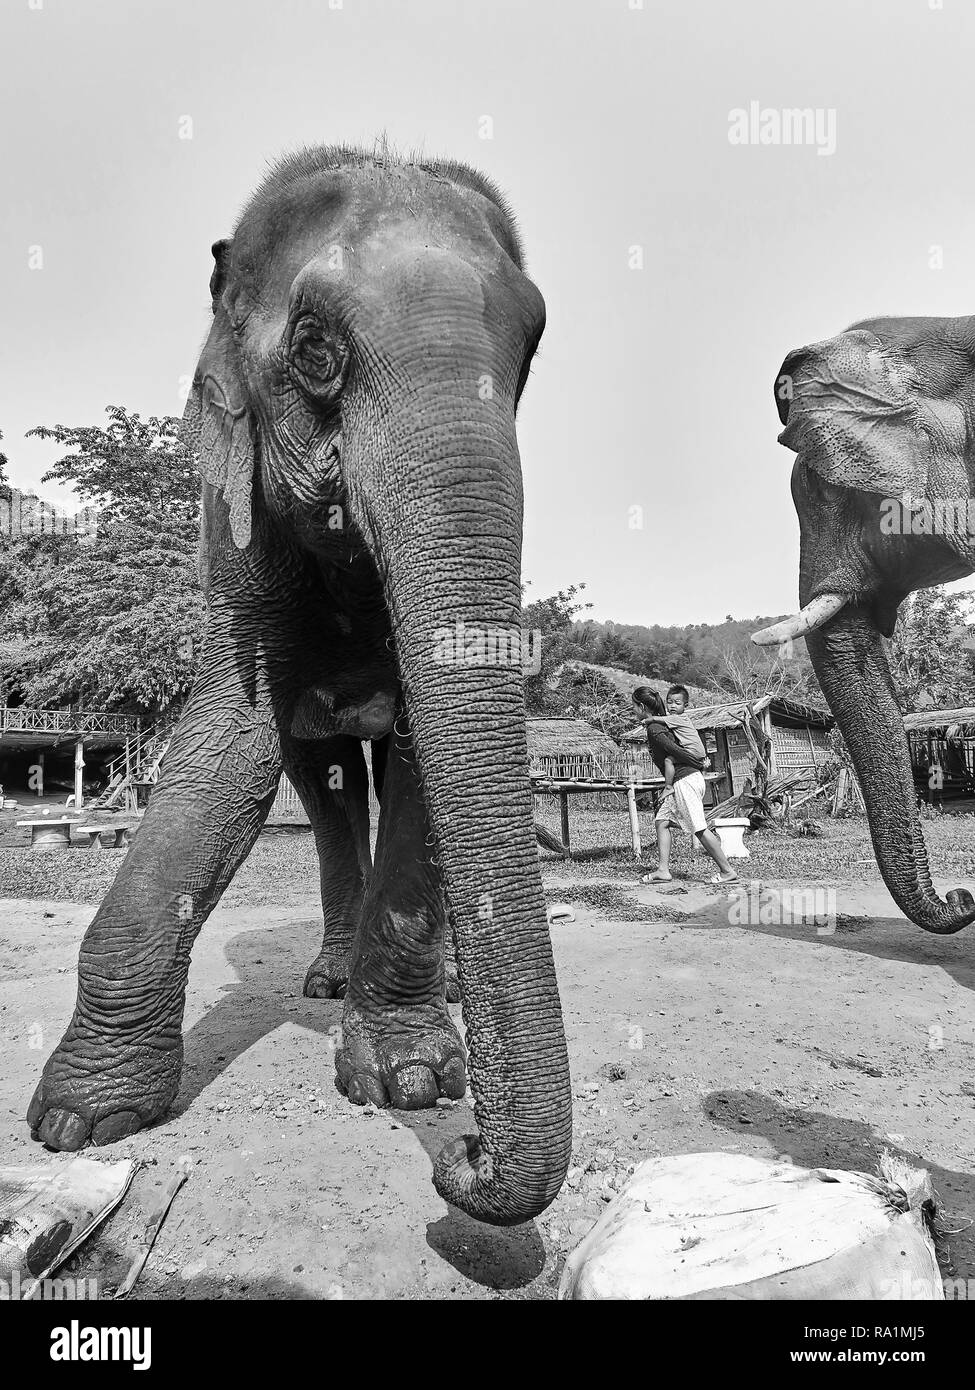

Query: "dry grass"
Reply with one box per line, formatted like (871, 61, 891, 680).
(4, 810, 975, 909)
(0, 828, 321, 907)
(533, 805, 975, 884)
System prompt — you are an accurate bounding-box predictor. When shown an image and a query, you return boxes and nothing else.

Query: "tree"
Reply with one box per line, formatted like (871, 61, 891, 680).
(28, 406, 199, 525)
(711, 641, 816, 703)
(0, 407, 204, 719)
(887, 586, 975, 714)
(521, 582, 592, 713)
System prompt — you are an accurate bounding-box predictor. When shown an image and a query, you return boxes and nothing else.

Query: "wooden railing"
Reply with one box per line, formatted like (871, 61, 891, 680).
(0, 706, 139, 737)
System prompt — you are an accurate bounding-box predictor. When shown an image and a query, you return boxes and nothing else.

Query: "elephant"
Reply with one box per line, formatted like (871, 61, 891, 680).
(27, 145, 572, 1227)
(753, 314, 975, 934)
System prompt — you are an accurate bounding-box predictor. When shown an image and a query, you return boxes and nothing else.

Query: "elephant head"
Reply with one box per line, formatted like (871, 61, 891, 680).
(183, 148, 570, 1222)
(753, 315, 975, 933)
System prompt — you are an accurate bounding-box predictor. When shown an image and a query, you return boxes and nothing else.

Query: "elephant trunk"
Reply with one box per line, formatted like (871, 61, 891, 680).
(343, 385, 572, 1224)
(807, 607, 975, 934)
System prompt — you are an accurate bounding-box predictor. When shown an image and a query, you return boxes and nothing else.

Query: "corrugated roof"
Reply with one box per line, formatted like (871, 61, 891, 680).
(771, 695, 833, 728)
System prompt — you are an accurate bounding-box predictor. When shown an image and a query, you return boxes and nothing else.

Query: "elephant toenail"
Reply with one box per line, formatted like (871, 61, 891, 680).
(39, 1109, 88, 1152)
(92, 1110, 143, 1146)
(389, 1065, 438, 1110)
(440, 1058, 467, 1099)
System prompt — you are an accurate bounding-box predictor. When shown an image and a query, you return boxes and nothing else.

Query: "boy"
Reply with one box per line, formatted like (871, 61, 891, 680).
(661, 684, 708, 767)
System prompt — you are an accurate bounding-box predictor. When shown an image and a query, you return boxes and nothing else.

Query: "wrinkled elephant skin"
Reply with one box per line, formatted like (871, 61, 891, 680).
(28, 147, 572, 1227)
(764, 314, 975, 934)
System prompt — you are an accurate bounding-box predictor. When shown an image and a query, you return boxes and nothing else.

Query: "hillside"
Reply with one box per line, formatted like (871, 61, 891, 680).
(567, 613, 818, 698)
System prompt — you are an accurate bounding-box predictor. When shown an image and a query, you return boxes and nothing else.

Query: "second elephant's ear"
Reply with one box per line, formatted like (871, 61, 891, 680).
(775, 330, 933, 501)
(181, 246, 254, 550)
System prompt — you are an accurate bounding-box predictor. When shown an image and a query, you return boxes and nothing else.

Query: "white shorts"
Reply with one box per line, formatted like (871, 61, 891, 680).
(655, 772, 708, 836)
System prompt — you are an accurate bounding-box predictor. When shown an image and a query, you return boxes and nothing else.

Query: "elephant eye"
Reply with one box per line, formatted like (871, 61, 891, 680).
(288, 314, 346, 399)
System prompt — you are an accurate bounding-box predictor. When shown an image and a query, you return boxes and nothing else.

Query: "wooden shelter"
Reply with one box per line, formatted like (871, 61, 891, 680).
(526, 716, 621, 781)
(0, 705, 139, 809)
(621, 694, 833, 803)
(903, 706, 975, 806)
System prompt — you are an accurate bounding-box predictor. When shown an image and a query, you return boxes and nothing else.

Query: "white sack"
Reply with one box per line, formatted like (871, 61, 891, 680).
(559, 1150, 942, 1301)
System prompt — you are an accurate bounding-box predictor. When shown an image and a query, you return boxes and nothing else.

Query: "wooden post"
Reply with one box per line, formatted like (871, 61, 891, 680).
(764, 708, 778, 777)
(559, 791, 570, 851)
(74, 739, 84, 810)
(831, 767, 847, 817)
(36, 751, 44, 798)
(627, 783, 642, 858)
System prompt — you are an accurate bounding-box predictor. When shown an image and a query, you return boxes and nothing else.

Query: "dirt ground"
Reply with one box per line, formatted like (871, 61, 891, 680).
(2, 813, 975, 1299)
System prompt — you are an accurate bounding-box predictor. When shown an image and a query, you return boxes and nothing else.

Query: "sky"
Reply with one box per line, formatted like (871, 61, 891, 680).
(2, 0, 974, 626)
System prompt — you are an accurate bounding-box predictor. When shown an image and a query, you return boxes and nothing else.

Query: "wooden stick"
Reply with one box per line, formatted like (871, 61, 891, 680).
(791, 784, 828, 811)
(115, 1156, 192, 1298)
(627, 783, 642, 858)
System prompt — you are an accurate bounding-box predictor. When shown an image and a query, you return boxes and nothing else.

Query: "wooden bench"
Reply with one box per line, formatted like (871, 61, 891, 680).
(16, 818, 76, 850)
(75, 823, 136, 850)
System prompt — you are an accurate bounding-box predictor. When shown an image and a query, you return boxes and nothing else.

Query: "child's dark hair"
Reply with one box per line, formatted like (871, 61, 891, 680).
(667, 684, 690, 705)
(633, 686, 666, 717)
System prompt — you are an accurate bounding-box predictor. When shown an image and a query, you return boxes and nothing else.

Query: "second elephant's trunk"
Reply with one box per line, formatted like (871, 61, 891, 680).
(808, 608, 975, 934)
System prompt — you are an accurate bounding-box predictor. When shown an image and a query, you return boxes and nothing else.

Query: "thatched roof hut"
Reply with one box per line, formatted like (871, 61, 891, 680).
(526, 716, 620, 780)
(902, 706, 975, 734)
(903, 706, 975, 805)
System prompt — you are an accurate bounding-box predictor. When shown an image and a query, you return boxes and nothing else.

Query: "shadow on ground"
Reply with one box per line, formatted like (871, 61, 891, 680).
(173, 916, 547, 1291)
(704, 1088, 975, 1280)
(173, 915, 341, 1115)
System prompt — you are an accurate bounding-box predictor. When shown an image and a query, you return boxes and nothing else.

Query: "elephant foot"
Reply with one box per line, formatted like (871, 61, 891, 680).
(335, 1001, 467, 1109)
(27, 1019, 181, 1151)
(303, 949, 350, 999)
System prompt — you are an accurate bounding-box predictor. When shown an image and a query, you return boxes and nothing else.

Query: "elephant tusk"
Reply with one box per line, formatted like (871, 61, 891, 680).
(751, 593, 847, 646)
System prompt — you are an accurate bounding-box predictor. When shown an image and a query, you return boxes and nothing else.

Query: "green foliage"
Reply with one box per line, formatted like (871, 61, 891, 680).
(27, 406, 199, 525)
(520, 589, 826, 730)
(521, 582, 593, 713)
(887, 586, 975, 714)
(566, 614, 820, 700)
(0, 407, 203, 719)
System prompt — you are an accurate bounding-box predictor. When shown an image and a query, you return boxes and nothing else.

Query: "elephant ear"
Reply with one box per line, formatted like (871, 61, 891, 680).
(180, 240, 255, 551)
(776, 326, 974, 522)
(774, 329, 935, 501)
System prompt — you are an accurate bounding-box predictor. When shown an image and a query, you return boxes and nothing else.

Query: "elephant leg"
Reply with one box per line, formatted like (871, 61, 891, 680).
(283, 735, 371, 999)
(335, 722, 467, 1109)
(372, 732, 460, 1004)
(27, 629, 285, 1152)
